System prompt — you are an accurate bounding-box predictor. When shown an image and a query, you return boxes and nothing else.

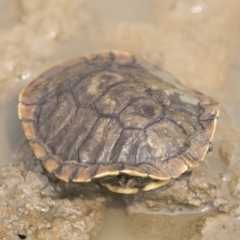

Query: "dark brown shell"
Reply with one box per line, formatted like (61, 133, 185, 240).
(18, 50, 219, 183)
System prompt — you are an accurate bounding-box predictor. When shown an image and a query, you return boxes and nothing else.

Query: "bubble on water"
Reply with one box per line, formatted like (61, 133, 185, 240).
(21, 71, 31, 81)
(190, 5, 203, 13)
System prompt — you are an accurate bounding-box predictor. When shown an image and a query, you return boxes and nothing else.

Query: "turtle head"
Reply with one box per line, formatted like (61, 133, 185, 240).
(98, 174, 170, 194)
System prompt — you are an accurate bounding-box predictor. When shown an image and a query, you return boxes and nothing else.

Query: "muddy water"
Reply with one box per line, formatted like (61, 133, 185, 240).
(0, 98, 24, 166)
(0, 0, 240, 239)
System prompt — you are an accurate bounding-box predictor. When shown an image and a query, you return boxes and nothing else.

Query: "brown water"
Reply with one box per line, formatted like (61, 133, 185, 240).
(0, 97, 24, 166)
(1, 0, 240, 239)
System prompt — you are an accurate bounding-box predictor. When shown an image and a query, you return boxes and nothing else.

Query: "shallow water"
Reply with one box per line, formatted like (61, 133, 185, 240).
(0, 97, 24, 166)
(1, 0, 240, 239)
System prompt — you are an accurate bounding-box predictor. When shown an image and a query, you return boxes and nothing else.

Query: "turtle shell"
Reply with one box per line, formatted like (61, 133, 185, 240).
(18, 50, 219, 193)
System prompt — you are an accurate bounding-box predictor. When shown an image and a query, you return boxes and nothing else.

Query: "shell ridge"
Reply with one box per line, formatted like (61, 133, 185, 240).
(165, 117, 190, 140)
(42, 92, 77, 143)
(75, 118, 100, 163)
(55, 108, 97, 161)
(117, 95, 159, 117)
(66, 109, 98, 160)
(72, 69, 107, 89)
(90, 163, 100, 179)
(91, 80, 129, 106)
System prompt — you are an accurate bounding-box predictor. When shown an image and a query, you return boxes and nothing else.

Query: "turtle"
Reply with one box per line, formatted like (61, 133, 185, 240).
(18, 50, 220, 194)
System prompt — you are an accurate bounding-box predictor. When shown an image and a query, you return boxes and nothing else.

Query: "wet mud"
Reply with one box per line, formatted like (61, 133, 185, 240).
(0, 142, 110, 240)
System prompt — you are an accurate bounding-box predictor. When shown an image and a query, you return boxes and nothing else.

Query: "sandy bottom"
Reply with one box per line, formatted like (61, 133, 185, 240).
(0, 0, 240, 239)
